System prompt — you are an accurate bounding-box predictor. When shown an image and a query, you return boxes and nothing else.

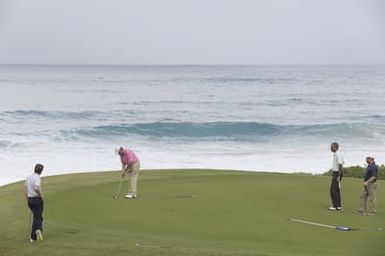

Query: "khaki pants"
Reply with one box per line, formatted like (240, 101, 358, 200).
(126, 162, 140, 196)
(359, 182, 377, 214)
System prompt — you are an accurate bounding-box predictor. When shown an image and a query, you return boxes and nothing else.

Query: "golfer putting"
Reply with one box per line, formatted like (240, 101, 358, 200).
(117, 146, 140, 199)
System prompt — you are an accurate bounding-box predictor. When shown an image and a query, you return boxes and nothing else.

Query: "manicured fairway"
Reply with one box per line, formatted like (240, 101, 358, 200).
(0, 169, 384, 256)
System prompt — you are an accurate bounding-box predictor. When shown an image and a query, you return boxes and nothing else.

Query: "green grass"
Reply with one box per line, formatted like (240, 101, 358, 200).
(0, 169, 384, 256)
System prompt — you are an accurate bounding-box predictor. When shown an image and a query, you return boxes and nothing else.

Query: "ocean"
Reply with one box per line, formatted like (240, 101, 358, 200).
(1, 65, 385, 186)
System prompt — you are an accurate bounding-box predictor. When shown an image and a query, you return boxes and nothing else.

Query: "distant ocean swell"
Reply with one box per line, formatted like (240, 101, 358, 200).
(75, 122, 282, 139)
(0, 122, 376, 144)
(2, 108, 385, 144)
(34, 122, 383, 143)
(3, 110, 385, 121)
(1, 110, 115, 120)
(0, 75, 301, 85)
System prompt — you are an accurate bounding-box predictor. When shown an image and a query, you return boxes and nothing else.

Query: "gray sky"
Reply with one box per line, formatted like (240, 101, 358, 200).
(0, 0, 384, 65)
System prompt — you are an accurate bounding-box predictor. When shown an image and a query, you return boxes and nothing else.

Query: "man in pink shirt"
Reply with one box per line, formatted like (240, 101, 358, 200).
(118, 146, 140, 198)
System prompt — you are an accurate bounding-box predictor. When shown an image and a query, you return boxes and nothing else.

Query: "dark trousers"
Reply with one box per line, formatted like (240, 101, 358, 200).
(28, 197, 43, 240)
(330, 172, 341, 208)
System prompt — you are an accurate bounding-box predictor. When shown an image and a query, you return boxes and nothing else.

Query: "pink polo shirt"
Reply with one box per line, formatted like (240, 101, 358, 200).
(120, 148, 139, 165)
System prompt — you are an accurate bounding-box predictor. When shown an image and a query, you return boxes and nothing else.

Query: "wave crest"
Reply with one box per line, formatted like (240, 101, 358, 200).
(67, 121, 384, 141)
(74, 122, 283, 138)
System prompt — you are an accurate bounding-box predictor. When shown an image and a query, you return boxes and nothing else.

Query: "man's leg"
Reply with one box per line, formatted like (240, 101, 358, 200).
(28, 199, 37, 241)
(367, 183, 377, 214)
(130, 162, 140, 197)
(127, 170, 132, 195)
(335, 182, 341, 208)
(358, 186, 368, 213)
(38, 199, 43, 232)
(330, 181, 335, 207)
(35, 199, 43, 240)
(28, 198, 43, 240)
(330, 173, 340, 207)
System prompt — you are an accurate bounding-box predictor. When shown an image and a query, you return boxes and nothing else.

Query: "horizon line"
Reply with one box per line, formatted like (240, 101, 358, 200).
(1, 63, 385, 67)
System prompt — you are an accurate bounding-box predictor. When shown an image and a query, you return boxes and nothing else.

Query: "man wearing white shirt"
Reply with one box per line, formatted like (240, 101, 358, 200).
(329, 142, 344, 211)
(25, 164, 44, 242)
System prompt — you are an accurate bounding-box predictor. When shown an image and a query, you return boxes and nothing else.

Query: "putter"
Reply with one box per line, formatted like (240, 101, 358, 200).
(113, 178, 124, 199)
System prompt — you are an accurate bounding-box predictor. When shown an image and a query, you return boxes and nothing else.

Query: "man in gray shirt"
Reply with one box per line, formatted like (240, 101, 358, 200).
(25, 163, 44, 242)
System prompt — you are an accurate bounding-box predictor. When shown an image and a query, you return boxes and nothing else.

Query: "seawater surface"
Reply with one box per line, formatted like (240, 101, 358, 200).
(1, 65, 385, 185)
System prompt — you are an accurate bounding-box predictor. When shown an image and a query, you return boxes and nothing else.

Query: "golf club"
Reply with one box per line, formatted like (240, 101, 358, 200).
(113, 178, 124, 199)
(288, 218, 383, 231)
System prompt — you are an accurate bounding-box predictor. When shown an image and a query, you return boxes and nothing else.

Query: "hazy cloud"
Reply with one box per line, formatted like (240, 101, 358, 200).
(0, 0, 384, 64)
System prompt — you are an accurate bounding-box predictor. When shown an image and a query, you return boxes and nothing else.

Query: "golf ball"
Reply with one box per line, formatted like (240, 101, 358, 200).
(114, 196, 118, 199)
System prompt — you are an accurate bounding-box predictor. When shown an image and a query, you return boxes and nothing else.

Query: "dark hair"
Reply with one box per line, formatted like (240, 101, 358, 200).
(34, 163, 44, 174)
(331, 142, 339, 149)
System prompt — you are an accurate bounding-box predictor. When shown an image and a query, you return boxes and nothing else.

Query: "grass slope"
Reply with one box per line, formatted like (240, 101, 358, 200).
(0, 169, 384, 256)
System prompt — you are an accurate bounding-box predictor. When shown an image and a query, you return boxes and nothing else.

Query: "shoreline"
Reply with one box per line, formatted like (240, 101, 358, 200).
(0, 167, 338, 188)
(5, 164, 382, 188)
(1, 168, 320, 188)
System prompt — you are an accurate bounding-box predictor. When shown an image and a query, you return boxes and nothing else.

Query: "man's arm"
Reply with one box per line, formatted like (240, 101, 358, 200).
(122, 163, 132, 177)
(34, 185, 43, 199)
(364, 176, 376, 186)
(121, 163, 126, 177)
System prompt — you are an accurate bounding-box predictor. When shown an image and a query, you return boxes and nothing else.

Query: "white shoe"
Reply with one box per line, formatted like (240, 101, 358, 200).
(36, 230, 43, 241)
(336, 207, 343, 211)
(328, 206, 337, 211)
(124, 194, 137, 199)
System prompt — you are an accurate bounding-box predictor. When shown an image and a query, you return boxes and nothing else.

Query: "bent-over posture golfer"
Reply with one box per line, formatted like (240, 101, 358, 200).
(25, 163, 44, 242)
(356, 156, 378, 215)
(118, 146, 140, 198)
(329, 142, 344, 211)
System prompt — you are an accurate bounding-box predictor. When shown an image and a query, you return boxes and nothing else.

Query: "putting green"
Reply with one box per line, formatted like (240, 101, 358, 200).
(0, 169, 384, 255)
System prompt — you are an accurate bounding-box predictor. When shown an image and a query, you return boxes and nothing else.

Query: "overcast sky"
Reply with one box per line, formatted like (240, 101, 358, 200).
(0, 0, 384, 65)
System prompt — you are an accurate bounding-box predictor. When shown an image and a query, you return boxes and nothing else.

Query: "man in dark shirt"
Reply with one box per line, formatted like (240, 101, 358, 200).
(356, 157, 378, 215)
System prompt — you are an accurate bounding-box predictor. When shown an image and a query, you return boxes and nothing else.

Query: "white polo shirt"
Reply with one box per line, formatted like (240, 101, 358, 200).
(25, 173, 42, 198)
(332, 151, 344, 172)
